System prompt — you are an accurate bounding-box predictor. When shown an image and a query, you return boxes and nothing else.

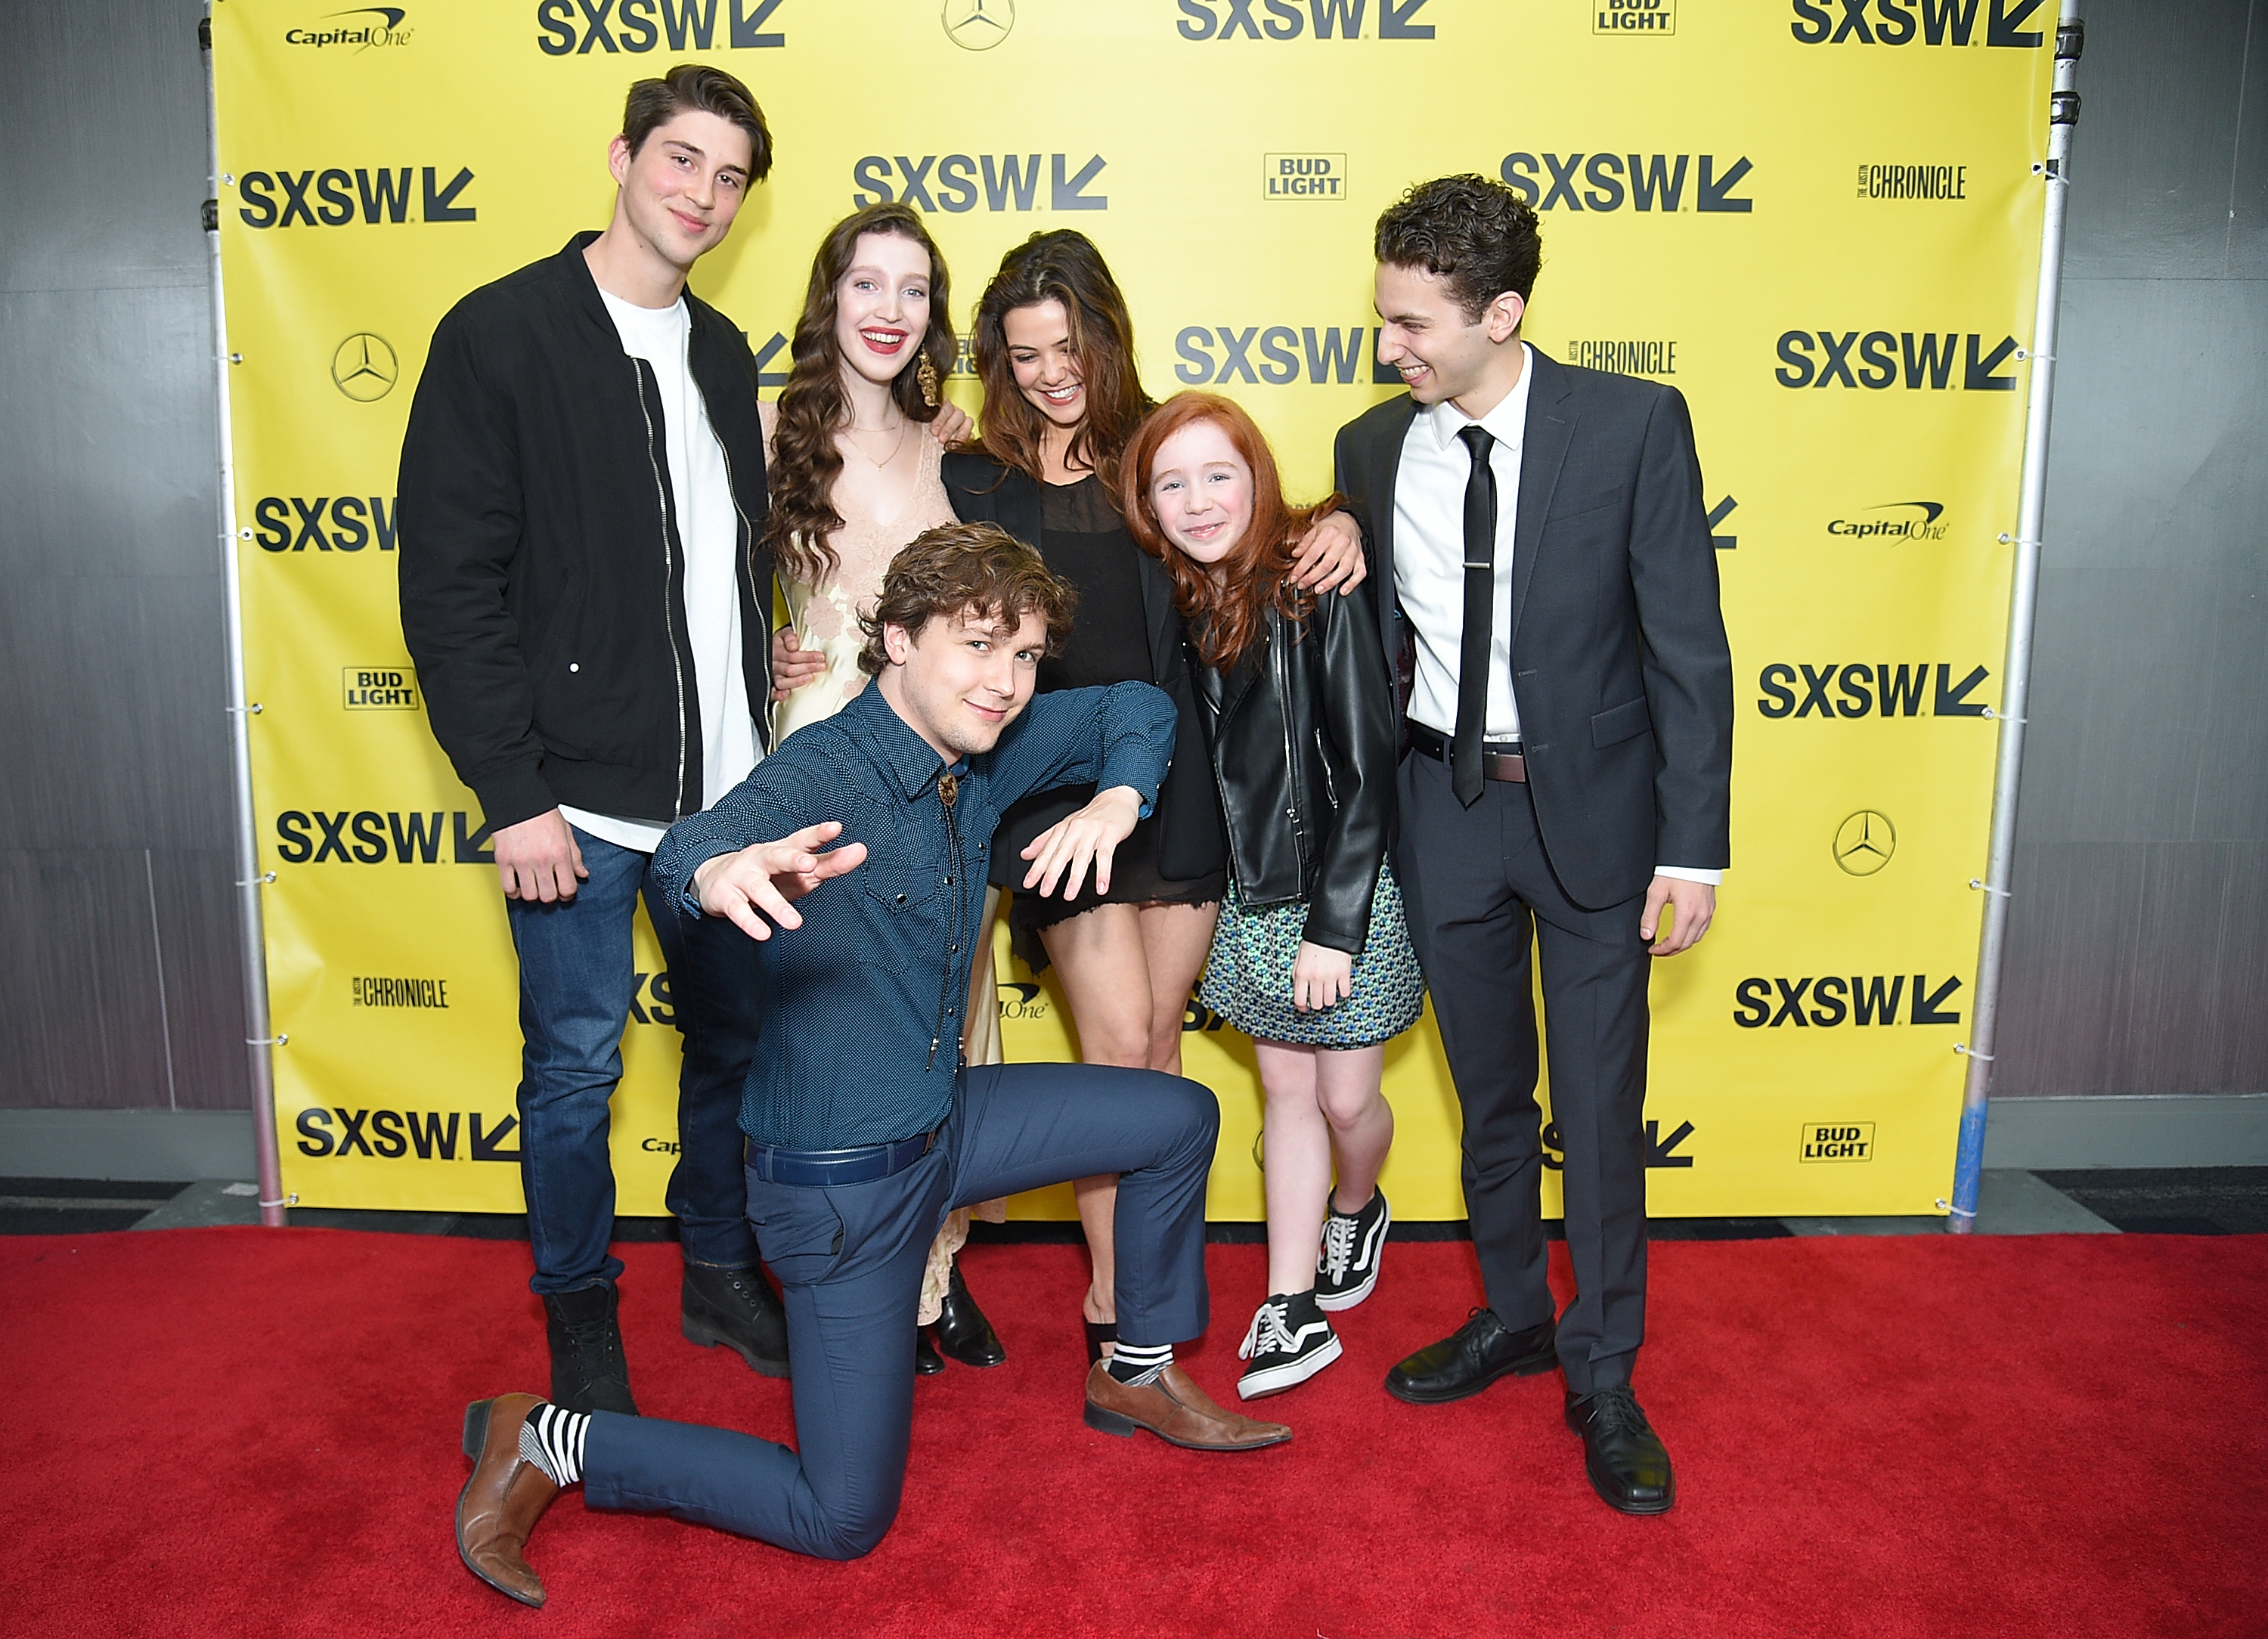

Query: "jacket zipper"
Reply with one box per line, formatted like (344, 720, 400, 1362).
(631, 357, 691, 820)
(1274, 618, 1302, 845)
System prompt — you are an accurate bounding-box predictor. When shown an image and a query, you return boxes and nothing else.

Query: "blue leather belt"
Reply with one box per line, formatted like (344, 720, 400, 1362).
(746, 1126, 940, 1187)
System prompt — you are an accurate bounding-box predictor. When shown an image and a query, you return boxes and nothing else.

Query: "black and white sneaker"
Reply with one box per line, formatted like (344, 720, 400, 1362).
(1315, 1187, 1390, 1312)
(1235, 1290, 1341, 1399)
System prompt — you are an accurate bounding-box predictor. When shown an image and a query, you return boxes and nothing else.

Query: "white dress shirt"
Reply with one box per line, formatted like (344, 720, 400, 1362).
(1390, 343, 1720, 887)
(561, 290, 761, 854)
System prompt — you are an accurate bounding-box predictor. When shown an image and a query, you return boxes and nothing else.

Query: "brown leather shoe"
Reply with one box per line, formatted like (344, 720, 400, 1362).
(456, 1394, 560, 1607)
(1083, 1362, 1292, 1451)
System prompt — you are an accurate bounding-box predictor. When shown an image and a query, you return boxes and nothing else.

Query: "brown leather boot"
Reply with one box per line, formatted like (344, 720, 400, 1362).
(456, 1394, 560, 1607)
(1083, 1362, 1293, 1451)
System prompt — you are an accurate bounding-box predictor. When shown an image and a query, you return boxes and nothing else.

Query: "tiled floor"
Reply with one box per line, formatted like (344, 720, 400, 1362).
(3, 1170, 2263, 1238)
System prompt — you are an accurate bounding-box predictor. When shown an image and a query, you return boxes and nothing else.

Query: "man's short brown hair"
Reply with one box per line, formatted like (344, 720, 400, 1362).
(857, 522, 1077, 677)
(1374, 173, 1542, 322)
(622, 64, 773, 181)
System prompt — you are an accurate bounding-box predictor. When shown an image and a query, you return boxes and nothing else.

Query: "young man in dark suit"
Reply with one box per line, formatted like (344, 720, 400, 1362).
(1332, 175, 1734, 1514)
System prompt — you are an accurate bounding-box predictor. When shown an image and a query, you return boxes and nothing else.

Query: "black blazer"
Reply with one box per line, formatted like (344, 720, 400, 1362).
(1201, 585, 1396, 956)
(940, 451, 1227, 887)
(1332, 351, 1733, 910)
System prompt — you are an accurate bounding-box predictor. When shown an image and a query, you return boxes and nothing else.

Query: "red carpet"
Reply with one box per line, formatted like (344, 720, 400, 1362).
(5, 1228, 2264, 1638)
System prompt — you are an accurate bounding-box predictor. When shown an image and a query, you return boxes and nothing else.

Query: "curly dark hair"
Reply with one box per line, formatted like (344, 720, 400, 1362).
(857, 521, 1077, 677)
(621, 64, 772, 181)
(764, 203, 956, 590)
(1374, 174, 1542, 321)
(968, 230, 1151, 497)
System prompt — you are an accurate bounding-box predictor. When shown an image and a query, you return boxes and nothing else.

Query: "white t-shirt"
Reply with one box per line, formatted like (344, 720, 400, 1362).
(560, 290, 760, 855)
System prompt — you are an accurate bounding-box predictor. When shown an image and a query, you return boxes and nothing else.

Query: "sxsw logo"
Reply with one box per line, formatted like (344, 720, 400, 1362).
(1545, 1118, 1695, 1170)
(1791, 0, 2045, 46)
(285, 5, 414, 50)
(252, 494, 398, 552)
(1501, 152, 1752, 213)
(850, 153, 1106, 212)
(1175, 0, 1436, 39)
(1801, 1122, 1876, 1161)
(1595, 0, 1674, 33)
(236, 166, 474, 228)
(1174, 324, 1402, 386)
(1756, 661, 1991, 718)
(296, 1106, 521, 1160)
(343, 668, 419, 710)
(536, 0, 785, 54)
(1826, 500, 1950, 542)
(1734, 973, 1964, 1027)
(1266, 154, 1346, 200)
(1774, 330, 2018, 390)
(274, 810, 495, 864)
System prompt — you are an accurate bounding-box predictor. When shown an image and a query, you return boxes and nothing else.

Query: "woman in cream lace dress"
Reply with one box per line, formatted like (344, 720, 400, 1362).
(761, 202, 1006, 1372)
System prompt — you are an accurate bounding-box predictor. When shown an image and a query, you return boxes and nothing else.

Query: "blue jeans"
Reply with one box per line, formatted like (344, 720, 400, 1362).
(583, 1061, 1219, 1558)
(504, 824, 761, 1294)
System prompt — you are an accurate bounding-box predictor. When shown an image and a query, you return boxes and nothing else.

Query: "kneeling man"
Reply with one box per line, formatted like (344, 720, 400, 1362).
(455, 522, 1287, 1605)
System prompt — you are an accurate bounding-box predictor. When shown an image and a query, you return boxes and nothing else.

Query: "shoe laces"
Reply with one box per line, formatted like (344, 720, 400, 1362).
(1321, 1212, 1357, 1283)
(1579, 1385, 1651, 1438)
(1238, 1298, 1299, 1361)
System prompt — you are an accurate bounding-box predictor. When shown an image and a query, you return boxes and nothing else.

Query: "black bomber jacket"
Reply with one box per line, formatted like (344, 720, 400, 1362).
(397, 234, 773, 835)
(1200, 581, 1396, 956)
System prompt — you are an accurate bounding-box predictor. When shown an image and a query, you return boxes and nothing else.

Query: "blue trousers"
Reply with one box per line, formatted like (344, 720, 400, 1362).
(583, 1061, 1219, 1559)
(503, 825, 761, 1293)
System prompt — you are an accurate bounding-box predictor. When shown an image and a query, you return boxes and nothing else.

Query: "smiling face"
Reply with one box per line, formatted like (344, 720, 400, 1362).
(1002, 299, 1086, 429)
(833, 230, 934, 391)
(1372, 260, 1525, 414)
(1145, 419, 1254, 571)
(880, 606, 1049, 761)
(606, 109, 754, 274)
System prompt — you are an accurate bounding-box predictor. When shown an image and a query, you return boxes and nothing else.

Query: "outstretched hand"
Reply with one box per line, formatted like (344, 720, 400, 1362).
(692, 821, 868, 940)
(1021, 786, 1143, 900)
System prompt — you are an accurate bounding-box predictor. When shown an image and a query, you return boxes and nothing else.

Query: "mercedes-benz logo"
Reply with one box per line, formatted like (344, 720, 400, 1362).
(1833, 810, 1897, 876)
(942, 0, 1014, 50)
(331, 333, 398, 401)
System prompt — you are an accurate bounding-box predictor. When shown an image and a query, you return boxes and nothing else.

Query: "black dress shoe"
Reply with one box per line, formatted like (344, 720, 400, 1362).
(682, 1263, 790, 1379)
(1566, 1386, 1675, 1514)
(932, 1264, 1006, 1368)
(1383, 1307, 1557, 1405)
(914, 1330, 945, 1375)
(544, 1284, 637, 1416)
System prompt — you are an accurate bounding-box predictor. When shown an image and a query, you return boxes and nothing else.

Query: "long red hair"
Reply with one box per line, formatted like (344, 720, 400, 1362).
(1118, 393, 1337, 673)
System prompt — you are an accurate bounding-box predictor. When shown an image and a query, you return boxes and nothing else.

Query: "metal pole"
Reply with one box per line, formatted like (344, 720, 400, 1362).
(1945, 1, 2085, 1233)
(203, 8, 290, 1227)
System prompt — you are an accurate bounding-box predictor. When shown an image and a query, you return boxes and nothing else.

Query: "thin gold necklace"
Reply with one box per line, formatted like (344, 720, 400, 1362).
(838, 417, 908, 469)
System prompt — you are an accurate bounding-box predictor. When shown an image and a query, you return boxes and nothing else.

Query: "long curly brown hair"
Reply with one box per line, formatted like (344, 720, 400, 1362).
(764, 203, 955, 590)
(968, 230, 1150, 497)
(1118, 393, 1337, 674)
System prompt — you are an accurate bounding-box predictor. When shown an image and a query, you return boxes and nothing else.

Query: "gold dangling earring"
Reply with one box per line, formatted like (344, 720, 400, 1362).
(916, 355, 940, 409)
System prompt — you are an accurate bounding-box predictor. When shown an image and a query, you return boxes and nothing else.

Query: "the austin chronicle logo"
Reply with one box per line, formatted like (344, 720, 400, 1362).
(332, 333, 399, 401)
(1833, 810, 1897, 876)
(942, 0, 1014, 50)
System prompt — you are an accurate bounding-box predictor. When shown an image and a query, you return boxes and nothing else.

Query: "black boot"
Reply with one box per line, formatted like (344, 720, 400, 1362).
(682, 1263, 790, 1378)
(932, 1262, 1006, 1368)
(544, 1284, 637, 1416)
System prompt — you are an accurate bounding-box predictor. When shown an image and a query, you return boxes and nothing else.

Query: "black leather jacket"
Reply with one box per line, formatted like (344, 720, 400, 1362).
(1198, 583, 1395, 955)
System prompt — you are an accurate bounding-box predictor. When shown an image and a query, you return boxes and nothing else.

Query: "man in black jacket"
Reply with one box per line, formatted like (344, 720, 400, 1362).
(1333, 176, 1734, 1514)
(397, 65, 788, 1414)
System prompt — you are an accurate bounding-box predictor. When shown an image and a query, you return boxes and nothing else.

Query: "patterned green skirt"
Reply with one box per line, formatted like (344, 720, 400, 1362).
(1197, 861, 1425, 1049)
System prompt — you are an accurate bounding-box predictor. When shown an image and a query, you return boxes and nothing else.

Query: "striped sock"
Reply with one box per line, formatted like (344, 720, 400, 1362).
(1105, 1340, 1174, 1386)
(518, 1402, 587, 1486)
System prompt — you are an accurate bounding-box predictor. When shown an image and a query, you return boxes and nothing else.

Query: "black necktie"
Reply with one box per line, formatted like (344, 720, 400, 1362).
(1452, 423, 1497, 807)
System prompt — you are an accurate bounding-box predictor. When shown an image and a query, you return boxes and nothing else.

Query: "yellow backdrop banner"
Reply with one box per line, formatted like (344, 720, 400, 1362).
(214, 0, 2053, 1219)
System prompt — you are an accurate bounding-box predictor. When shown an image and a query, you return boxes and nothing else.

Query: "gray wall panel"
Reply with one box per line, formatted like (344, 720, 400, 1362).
(1994, 1, 2268, 1101)
(0, 0, 246, 1111)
